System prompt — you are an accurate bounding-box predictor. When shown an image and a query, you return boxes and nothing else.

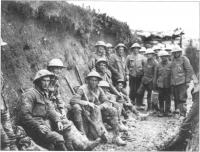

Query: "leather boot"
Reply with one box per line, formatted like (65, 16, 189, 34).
(85, 137, 101, 150)
(112, 136, 126, 146)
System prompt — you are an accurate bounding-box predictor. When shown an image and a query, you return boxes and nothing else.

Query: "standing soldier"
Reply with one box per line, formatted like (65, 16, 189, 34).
(70, 71, 126, 146)
(1, 38, 18, 150)
(154, 50, 172, 117)
(89, 41, 107, 70)
(152, 45, 162, 63)
(47, 58, 66, 118)
(137, 48, 158, 111)
(125, 43, 145, 106)
(164, 44, 173, 61)
(171, 45, 193, 116)
(108, 43, 128, 86)
(139, 46, 147, 57)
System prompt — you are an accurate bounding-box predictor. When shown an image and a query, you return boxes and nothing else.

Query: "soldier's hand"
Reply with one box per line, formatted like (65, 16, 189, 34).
(39, 125, 49, 134)
(57, 122, 63, 131)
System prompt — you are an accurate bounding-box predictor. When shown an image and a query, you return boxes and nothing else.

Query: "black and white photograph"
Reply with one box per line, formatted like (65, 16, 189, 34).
(1, 0, 199, 151)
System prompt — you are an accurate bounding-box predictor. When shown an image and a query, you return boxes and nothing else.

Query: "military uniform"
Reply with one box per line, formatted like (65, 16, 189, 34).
(107, 54, 126, 85)
(137, 58, 157, 110)
(1, 74, 18, 150)
(171, 56, 193, 115)
(154, 60, 172, 114)
(125, 54, 146, 105)
(17, 87, 67, 150)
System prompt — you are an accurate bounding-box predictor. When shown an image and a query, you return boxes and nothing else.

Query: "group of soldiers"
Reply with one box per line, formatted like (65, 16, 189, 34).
(1, 38, 199, 150)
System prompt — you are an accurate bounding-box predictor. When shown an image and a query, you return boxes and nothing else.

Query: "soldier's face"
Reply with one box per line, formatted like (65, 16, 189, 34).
(98, 62, 107, 73)
(50, 67, 62, 75)
(132, 48, 139, 54)
(160, 56, 168, 62)
(40, 76, 50, 90)
(106, 47, 113, 55)
(117, 47, 124, 56)
(173, 52, 181, 58)
(146, 53, 154, 59)
(88, 77, 99, 89)
(116, 83, 123, 91)
(97, 46, 106, 56)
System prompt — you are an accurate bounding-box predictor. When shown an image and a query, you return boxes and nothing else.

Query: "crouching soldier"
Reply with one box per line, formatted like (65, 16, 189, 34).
(137, 48, 158, 111)
(154, 51, 172, 117)
(1, 73, 18, 150)
(115, 79, 149, 119)
(70, 71, 126, 146)
(171, 46, 193, 116)
(17, 69, 100, 150)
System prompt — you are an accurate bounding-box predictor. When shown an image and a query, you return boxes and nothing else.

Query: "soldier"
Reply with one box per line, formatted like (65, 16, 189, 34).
(170, 45, 193, 116)
(108, 43, 128, 86)
(89, 41, 107, 70)
(47, 58, 67, 118)
(152, 45, 162, 63)
(154, 50, 172, 117)
(70, 71, 126, 146)
(1, 39, 18, 151)
(106, 43, 114, 57)
(95, 57, 122, 97)
(139, 46, 147, 56)
(137, 48, 158, 111)
(125, 43, 145, 106)
(164, 44, 173, 61)
(17, 69, 100, 150)
(115, 79, 149, 119)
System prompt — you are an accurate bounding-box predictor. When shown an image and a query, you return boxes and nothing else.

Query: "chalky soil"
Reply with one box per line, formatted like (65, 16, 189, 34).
(95, 115, 181, 151)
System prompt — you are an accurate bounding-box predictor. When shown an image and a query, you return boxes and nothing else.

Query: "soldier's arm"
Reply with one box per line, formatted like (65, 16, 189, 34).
(19, 93, 41, 129)
(125, 56, 130, 76)
(183, 56, 193, 83)
(70, 88, 90, 106)
(153, 64, 158, 90)
(47, 101, 61, 123)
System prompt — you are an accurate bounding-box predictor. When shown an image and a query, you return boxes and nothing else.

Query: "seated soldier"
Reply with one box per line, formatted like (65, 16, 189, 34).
(115, 79, 149, 120)
(98, 80, 128, 130)
(17, 69, 100, 151)
(70, 70, 126, 146)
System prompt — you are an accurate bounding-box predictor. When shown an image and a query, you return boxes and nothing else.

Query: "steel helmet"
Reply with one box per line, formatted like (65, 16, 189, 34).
(139, 47, 146, 52)
(152, 45, 161, 51)
(158, 50, 170, 57)
(1, 38, 7, 46)
(165, 44, 173, 51)
(115, 43, 127, 50)
(130, 43, 141, 49)
(98, 80, 110, 88)
(106, 43, 113, 48)
(144, 48, 155, 55)
(171, 45, 183, 53)
(95, 41, 106, 47)
(48, 58, 65, 68)
(86, 70, 102, 81)
(96, 57, 108, 66)
(33, 69, 54, 83)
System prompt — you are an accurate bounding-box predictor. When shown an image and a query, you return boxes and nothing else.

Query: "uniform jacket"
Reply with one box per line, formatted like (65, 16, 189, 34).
(142, 58, 158, 84)
(171, 56, 193, 86)
(70, 84, 108, 106)
(18, 87, 60, 130)
(125, 54, 146, 77)
(154, 60, 171, 88)
(108, 54, 126, 80)
(49, 76, 65, 111)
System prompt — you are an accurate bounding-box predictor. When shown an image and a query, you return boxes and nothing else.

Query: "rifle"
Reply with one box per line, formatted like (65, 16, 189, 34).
(63, 75, 75, 95)
(75, 65, 83, 85)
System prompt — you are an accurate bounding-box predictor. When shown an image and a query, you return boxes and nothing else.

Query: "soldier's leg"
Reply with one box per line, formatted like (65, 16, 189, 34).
(71, 104, 85, 134)
(172, 86, 179, 113)
(178, 84, 188, 117)
(165, 88, 172, 114)
(129, 75, 136, 104)
(1, 111, 18, 150)
(1, 123, 10, 150)
(136, 76, 144, 106)
(146, 83, 153, 111)
(158, 88, 165, 116)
